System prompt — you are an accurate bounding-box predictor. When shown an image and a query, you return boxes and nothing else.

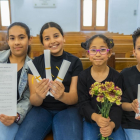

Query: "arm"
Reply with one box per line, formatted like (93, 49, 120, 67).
(28, 74, 50, 106)
(77, 72, 95, 122)
(17, 87, 32, 124)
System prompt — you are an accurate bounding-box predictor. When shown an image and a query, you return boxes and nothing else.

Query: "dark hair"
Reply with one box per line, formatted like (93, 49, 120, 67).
(132, 28, 140, 49)
(40, 22, 64, 45)
(81, 34, 114, 50)
(7, 22, 31, 55)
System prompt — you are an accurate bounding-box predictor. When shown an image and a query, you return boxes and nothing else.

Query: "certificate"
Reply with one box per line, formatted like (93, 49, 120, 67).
(0, 64, 17, 116)
(136, 84, 140, 117)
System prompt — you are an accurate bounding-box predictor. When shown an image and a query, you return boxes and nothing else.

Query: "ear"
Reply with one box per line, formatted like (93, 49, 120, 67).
(108, 49, 112, 58)
(133, 48, 136, 56)
(86, 50, 90, 58)
(28, 36, 32, 45)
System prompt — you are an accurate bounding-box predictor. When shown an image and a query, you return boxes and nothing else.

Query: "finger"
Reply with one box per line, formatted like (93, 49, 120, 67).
(50, 81, 60, 90)
(36, 79, 46, 88)
(54, 81, 64, 88)
(135, 116, 140, 120)
(38, 79, 50, 91)
(131, 104, 139, 113)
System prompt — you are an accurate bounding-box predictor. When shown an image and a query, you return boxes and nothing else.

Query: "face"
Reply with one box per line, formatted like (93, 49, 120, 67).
(7, 26, 31, 57)
(42, 27, 65, 56)
(133, 36, 140, 64)
(87, 37, 112, 66)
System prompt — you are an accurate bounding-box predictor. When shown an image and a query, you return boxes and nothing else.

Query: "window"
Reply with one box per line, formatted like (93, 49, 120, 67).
(0, 0, 11, 30)
(81, 0, 108, 30)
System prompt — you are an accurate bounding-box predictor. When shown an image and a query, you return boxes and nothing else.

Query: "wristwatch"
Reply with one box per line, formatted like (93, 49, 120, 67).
(15, 113, 20, 123)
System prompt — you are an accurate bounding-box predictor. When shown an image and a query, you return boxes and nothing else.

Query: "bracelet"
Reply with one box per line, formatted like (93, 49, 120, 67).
(15, 113, 20, 123)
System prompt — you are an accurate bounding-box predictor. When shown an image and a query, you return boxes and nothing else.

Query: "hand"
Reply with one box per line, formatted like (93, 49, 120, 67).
(131, 99, 139, 113)
(35, 79, 50, 100)
(92, 113, 110, 128)
(49, 80, 65, 100)
(100, 121, 115, 137)
(0, 114, 17, 126)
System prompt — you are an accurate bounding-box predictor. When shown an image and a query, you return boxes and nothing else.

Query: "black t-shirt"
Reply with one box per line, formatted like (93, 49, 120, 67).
(121, 66, 140, 130)
(28, 51, 83, 110)
(77, 66, 122, 131)
(7, 58, 22, 100)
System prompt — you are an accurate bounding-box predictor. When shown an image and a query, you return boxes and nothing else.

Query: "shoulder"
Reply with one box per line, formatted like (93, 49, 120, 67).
(121, 66, 135, 76)
(79, 66, 91, 78)
(0, 49, 10, 62)
(64, 51, 81, 62)
(109, 67, 120, 76)
(32, 54, 44, 64)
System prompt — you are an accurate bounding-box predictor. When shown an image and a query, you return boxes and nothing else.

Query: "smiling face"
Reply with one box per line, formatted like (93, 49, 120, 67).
(42, 27, 65, 56)
(87, 37, 112, 66)
(7, 25, 31, 57)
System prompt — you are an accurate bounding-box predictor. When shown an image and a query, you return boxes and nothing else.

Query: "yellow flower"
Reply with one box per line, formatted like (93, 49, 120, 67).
(98, 84, 107, 94)
(96, 93, 104, 103)
(105, 82, 115, 91)
(116, 100, 122, 105)
(114, 86, 122, 96)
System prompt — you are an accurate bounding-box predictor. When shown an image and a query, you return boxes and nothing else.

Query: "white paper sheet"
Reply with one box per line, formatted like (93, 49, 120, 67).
(0, 64, 17, 116)
(44, 50, 52, 96)
(136, 84, 140, 117)
(27, 60, 42, 82)
(55, 60, 71, 82)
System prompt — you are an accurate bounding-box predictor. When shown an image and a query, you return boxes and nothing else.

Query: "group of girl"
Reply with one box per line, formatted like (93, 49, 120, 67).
(0, 21, 140, 140)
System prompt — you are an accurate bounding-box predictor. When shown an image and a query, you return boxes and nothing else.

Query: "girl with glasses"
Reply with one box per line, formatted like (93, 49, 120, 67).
(77, 34, 125, 140)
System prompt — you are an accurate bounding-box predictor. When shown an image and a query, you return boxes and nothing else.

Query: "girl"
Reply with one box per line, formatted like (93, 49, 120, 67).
(0, 22, 32, 140)
(121, 28, 140, 140)
(78, 34, 125, 140)
(15, 22, 83, 140)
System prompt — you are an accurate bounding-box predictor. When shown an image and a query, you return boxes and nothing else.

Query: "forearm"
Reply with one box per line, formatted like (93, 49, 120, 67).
(58, 92, 78, 105)
(122, 102, 133, 111)
(110, 121, 115, 129)
(30, 93, 43, 106)
(91, 112, 98, 122)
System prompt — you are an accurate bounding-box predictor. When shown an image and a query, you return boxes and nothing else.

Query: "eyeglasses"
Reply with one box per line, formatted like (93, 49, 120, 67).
(88, 48, 110, 55)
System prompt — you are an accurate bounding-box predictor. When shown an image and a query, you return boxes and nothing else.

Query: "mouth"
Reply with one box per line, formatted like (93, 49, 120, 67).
(50, 44, 59, 49)
(14, 47, 23, 50)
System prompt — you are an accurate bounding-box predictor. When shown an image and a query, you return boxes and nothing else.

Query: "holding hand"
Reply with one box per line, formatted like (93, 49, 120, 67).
(49, 81, 65, 100)
(131, 99, 139, 114)
(35, 79, 50, 100)
(92, 113, 110, 128)
(0, 114, 17, 126)
(100, 121, 115, 137)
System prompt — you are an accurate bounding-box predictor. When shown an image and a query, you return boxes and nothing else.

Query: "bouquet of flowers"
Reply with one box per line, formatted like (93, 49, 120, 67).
(89, 82, 122, 140)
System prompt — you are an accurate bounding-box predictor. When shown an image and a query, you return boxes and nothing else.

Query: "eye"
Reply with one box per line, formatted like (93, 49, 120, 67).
(45, 37, 50, 41)
(20, 37, 25, 39)
(9, 38, 14, 40)
(100, 48, 107, 52)
(90, 49, 96, 52)
(137, 48, 140, 50)
(54, 34, 59, 38)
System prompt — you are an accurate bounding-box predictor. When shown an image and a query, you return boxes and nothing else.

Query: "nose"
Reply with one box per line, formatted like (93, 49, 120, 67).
(96, 50, 101, 56)
(15, 38, 20, 45)
(50, 38, 55, 44)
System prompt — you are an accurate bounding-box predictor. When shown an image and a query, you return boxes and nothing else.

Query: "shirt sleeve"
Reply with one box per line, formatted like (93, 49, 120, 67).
(72, 58, 83, 77)
(77, 72, 95, 122)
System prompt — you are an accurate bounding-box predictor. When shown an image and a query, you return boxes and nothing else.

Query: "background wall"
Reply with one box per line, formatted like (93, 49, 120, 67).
(10, 0, 140, 36)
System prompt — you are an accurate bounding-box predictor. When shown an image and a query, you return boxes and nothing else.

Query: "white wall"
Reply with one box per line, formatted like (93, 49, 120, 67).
(137, 0, 140, 28)
(10, 0, 80, 36)
(108, 0, 139, 35)
(10, 0, 140, 36)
